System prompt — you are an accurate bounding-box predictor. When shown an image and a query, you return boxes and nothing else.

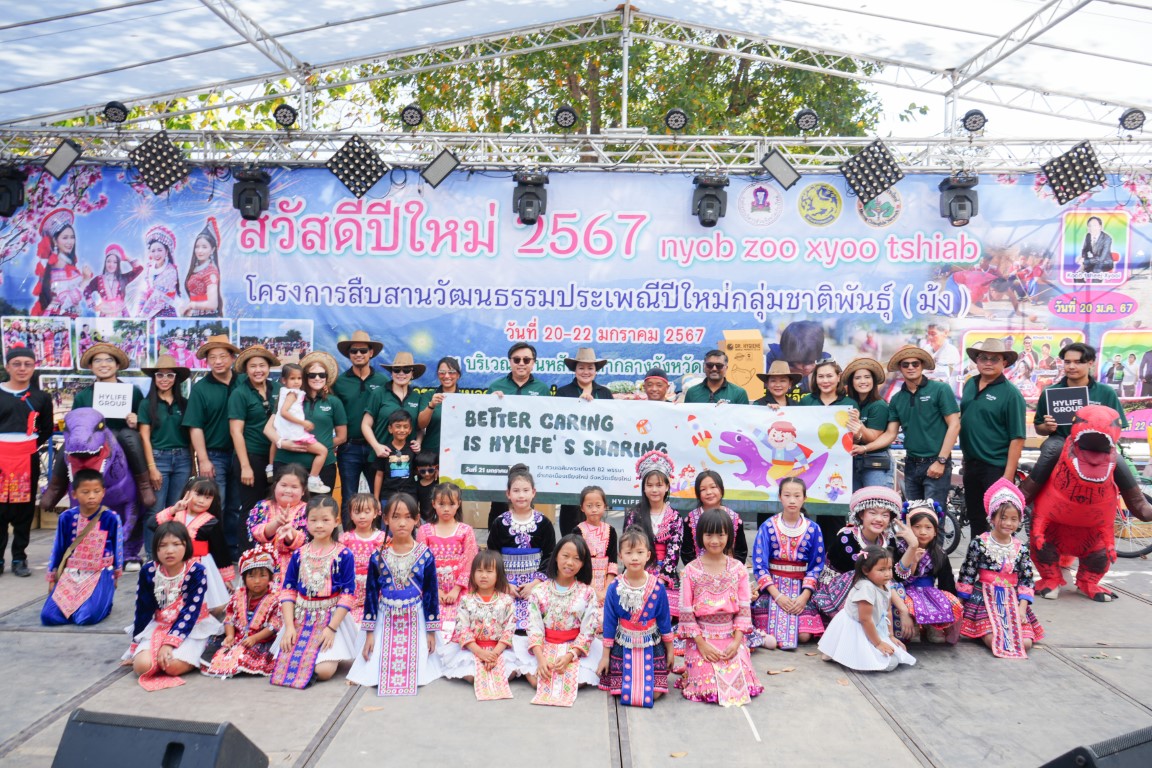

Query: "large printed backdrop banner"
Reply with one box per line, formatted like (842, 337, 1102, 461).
(2, 165, 1152, 437)
(440, 393, 854, 513)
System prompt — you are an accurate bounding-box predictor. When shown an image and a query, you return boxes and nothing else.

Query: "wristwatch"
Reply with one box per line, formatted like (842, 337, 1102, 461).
(935, 457, 949, 464)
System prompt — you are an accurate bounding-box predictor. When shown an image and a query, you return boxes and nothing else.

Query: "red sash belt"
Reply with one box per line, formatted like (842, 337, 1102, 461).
(0, 438, 36, 504)
(192, 540, 209, 559)
(978, 569, 1017, 586)
(475, 639, 499, 649)
(770, 558, 806, 580)
(544, 628, 580, 644)
(620, 618, 656, 632)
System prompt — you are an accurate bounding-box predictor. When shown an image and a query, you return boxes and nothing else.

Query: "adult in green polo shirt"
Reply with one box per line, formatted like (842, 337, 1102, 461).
(332, 330, 389, 524)
(485, 342, 551, 525)
(138, 354, 192, 557)
(797, 360, 854, 407)
(842, 357, 896, 490)
(876, 345, 960, 514)
(183, 334, 241, 553)
(275, 352, 347, 496)
(959, 338, 1026, 538)
(364, 351, 426, 458)
(683, 350, 750, 404)
(228, 344, 281, 517)
(1022, 342, 1150, 520)
(417, 355, 465, 458)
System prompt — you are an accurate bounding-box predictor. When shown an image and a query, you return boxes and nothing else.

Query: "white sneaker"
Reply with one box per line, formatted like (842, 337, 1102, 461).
(307, 476, 331, 494)
(265, 464, 275, 481)
(124, 561, 141, 572)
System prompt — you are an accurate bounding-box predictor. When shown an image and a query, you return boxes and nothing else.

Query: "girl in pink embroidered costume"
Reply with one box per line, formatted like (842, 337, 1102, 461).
(517, 534, 603, 707)
(247, 465, 310, 588)
(442, 550, 518, 700)
(573, 485, 617, 605)
(133, 225, 181, 319)
(31, 207, 90, 317)
(349, 493, 442, 696)
(182, 217, 223, 317)
(271, 496, 357, 688)
(126, 521, 223, 691)
(154, 477, 234, 610)
(680, 470, 748, 565)
(204, 544, 281, 678)
(598, 526, 678, 708)
(624, 451, 685, 618)
(83, 244, 142, 317)
(957, 479, 1045, 658)
(338, 493, 387, 628)
(819, 545, 916, 672)
(751, 477, 826, 650)
(678, 509, 763, 706)
(415, 482, 477, 630)
(894, 500, 963, 645)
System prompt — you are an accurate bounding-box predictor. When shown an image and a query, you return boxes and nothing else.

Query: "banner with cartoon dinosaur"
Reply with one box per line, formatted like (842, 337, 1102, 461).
(439, 393, 854, 515)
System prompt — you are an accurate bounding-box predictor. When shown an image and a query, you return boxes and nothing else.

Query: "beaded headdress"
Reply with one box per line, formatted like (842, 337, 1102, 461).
(983, 478, 1024, 521)
(636, 450, 674, 481)
(198, 216, 220, 250)
(104, 243, 126, 264)
(40, 208, 74, 238)
(847, 486, 902, 526)
(901, 498, 940, 525)
(145, 224, 177, 254)
(239, 543, 277, 575)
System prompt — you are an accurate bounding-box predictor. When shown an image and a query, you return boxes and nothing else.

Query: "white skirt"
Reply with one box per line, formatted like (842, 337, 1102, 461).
(126, 614, 225, 667)
(347, 609, 443, 688)
(271, 615, 358, 665)
(197, 556, 231, 611)
(818, 611, 916, 672)
(510, 634, 603, 687)
(439, 641, 520, 681)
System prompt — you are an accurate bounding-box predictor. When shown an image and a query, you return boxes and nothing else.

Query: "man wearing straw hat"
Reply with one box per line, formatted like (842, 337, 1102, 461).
(875, 345, 960, 512)
(182, 334, 242, 554)
(959, 337, 1027, 539)
(332, 331, 388, 523)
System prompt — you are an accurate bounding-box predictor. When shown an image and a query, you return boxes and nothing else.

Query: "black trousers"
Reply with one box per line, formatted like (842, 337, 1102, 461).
(962, 459, 1005, 538)
(558, 504, 584, 537)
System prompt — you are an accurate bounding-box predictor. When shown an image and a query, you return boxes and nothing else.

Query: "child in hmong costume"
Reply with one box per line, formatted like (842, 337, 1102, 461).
(442, 550, 519, 700)
(573, 485, 617, 605)
(416, 483, 477, 628)
(624, 452, 684, 618)
(247, 465, 310, 589)
(271, 497, 357, 688)
(348, 493, 442, 695)
(598, 526, 676, 708)
(154, 477, 234, 610)
(203, 544, 281, 677)
(957, 479, 1045, 658)
(339, 493, 387, 628)
(894, 499, 962, 644)
(485, 464, 555, 630)
(42, 469, 123, 626)
(127, 521, 223, 690)
(678, 510, 762, 707)
(517, 534, 602, 707)
(680, 470, 749, 564)
(751, 477, 826, 649)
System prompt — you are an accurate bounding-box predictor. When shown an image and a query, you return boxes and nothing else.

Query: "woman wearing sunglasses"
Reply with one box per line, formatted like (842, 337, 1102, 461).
(267, 352, 347, 498)
(363, 351, 426, 464)
(138, 355, 192, 558)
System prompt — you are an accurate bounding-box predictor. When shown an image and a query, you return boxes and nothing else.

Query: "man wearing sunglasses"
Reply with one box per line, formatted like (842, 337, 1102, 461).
(486, 342, 550, 525)
(876, 345, 959, 512)
(333, 331, 388, 524)
(683, 350, 750, 404)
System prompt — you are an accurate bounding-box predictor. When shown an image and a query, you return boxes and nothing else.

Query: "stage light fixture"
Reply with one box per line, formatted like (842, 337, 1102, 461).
(664, 108, 688, 131)
(1119, 108, 1145, 132)
(961, 109, 987, 133)
(273, 104, 298, 128)
(421, 149, 460, 189)
(0, 168, 26, 218)
(400, 103, 425, 128)
(102, 101, 129, 124)
(326, 135, 389, 199)
(128, 131, 190, 195)
(1041, 141, 1105, 205)
(44, 139, 83, 180)
(692, 175, 729, 227)
(760, 148, 801, 191)
(794, 108, 819, 132)
(938, 176, 979, 227)
(839, 140, 904, 205)
(232, 169, 271, 221)
(554, 105, 578, 130)
(512, 172, 548, 225)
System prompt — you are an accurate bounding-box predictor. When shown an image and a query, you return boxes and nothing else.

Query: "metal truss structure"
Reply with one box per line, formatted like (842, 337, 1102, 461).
(3, 128, 1152, 175)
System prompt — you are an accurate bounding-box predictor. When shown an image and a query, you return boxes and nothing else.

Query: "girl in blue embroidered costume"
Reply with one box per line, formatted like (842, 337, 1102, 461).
(349, 492, 442, 695)
(271, 496, 357, 689)
(894, 499, 962, 645)
(751, 477, 826, 650)
(598, 526, 677, 708)
(126, 521, 223, 691)
(485, 464, 555, 631)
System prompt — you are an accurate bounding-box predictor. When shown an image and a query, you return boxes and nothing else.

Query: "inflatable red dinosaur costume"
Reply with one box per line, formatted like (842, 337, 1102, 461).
(1030, 405, 1152, 602)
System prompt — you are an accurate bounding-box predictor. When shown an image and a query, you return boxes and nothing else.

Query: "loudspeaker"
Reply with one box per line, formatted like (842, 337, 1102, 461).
(1040, 725, 1152, 768)
(52, 708, 268, 768)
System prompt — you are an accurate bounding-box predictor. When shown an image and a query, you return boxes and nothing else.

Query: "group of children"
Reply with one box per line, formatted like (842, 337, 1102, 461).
(40, 450, 1046, 707)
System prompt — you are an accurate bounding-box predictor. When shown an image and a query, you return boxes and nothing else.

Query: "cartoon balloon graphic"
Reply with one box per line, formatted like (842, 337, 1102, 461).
(834, 410, 851, 428)
(842, 433, 854, 452)
(818, 422, 838, 448)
